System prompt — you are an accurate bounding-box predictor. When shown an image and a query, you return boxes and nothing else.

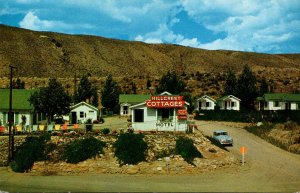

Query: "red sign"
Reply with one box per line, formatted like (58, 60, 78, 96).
(239, 146, 247, 154)
(178, 109, 187, 115)
(146, 100, 185, 108)
(150, 96, 183, 101)
(177, 115, 187, 119)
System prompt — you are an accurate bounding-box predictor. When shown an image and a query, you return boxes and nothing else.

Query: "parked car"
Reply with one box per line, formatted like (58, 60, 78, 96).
(212, 130, 233, 146)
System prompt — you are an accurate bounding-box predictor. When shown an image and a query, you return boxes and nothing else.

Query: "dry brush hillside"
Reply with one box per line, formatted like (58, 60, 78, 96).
(1, 24, 300, 96)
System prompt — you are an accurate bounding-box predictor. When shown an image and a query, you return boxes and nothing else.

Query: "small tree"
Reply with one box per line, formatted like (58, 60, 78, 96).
(259, 77, 269, 96)
(113, 133, 147, 165)
(29, 78, 71, 124)
(146, 79, 151, 89)
(91, 88, 99, 107)
(156, 71, 186, 94)
(75, 75, 93, 103)
(223, 69, 237, 96)
(101, 74, 121, 113)
(236, 65, 258, 109)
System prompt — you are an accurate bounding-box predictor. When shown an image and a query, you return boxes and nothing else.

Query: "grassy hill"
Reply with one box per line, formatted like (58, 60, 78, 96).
(0, 24, 299, 96)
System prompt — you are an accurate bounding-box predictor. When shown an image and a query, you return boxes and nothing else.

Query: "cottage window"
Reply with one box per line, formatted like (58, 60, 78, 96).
(134, 109, 144, 122)
(80, 111, 84, 118)
(206, 102, 210, 107)
(274, 101, 279, 107)
(231, 102, 236, 107)
(157, 109, 174, 121)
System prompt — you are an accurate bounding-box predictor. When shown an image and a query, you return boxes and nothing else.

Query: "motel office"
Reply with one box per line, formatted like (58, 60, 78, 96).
(129, 92, 189, 131)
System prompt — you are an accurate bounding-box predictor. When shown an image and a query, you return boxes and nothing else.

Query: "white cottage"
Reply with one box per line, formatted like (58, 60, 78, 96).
(257, 93, 300, 110)
(130, 92, 189, 131)
(217, 95, 241, 111)
(195, 95, 216, 111)
(0, 89, 37, 127)
(119, 94, 151, 116)
(70, 102, 98, 124)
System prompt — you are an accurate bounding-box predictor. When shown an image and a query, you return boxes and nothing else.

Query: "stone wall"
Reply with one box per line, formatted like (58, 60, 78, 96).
(0, 132, 237, 174)
(0, 136, 26, 166)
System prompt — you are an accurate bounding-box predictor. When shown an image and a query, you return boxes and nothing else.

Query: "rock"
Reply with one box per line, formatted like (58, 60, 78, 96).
(157, 166, 162, 171)
(126, 167, 139, 174)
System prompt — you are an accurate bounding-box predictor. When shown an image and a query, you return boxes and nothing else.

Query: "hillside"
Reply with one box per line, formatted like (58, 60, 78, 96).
(0, 24, 300, 96)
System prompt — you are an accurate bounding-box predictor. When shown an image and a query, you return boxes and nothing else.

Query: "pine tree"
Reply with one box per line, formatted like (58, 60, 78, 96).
(259, 77, 269, 96)
(236, 65, 258, 109)
(29, 78, 71, 123)
(91, 88, 99, 107)
(75, 75, 93, 103)
(101, 74, 121, 113)
(156, 71, 186, 94)
(223, 69, 237, 96)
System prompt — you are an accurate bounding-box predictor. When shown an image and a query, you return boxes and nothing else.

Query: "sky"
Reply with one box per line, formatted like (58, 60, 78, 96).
(0, 0, 299, 54)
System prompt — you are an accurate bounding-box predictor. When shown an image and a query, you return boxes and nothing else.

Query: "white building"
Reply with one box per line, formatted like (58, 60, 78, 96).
(0, 89, 36, 127)
(217, 95, 241, 111)
(119, 94, 151, 116)
(195, 95, 216, 111)
(257, 93, 300, 110)
(130, 92, 189, 131)
(70, 102, 98, 124)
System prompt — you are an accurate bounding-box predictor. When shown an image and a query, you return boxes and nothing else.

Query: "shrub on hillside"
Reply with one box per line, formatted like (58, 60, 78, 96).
(175, 136, 202, 164)
(63, 136, 106, 164)
(113, 133, 147, 165)
(11, 134, 51, 172)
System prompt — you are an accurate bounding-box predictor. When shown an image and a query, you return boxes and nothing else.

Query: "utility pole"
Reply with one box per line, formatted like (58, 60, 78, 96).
(8, 65, 16, 162)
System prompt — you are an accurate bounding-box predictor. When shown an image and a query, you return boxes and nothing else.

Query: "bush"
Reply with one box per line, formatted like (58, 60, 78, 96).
(175, 136, 202, 164)
(11, 134, 51, 172)
(101, 128, 110, 135)
(63, 136, 106, 164)
(113, 133, 147, 165)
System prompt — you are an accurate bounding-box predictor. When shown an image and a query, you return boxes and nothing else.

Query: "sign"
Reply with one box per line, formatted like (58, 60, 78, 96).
(150, 96, 183, 101)
(239, 146, 247, 154)
(177, 109, 187, 115)
(240, 146, 247, 166)
(156, 122, 174, 127)
(146, 95, 185, 108)
(146, 100, 185, 108)
(177, 115, 187, 119)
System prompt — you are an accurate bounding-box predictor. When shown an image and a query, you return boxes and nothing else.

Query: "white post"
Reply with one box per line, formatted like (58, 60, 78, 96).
(242, 147, 245, 166)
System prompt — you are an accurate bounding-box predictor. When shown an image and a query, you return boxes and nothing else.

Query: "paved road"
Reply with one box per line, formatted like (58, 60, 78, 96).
(0, 121, 299, 192)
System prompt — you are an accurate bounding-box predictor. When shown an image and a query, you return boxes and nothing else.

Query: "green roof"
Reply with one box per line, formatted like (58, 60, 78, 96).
(119, 94, 151, 104)
(258, 93, 300, 102)
(0, 89, 37, 110)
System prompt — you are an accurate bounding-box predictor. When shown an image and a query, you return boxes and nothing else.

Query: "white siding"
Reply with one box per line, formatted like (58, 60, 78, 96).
(71, 105, 97, 123)
(0, 111, 32, 126)
(131, 104, 187, 131)
(219, 98, 240, 111)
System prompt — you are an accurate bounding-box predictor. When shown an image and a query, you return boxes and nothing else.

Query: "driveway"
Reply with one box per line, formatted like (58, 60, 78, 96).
(0, 121, 299, 192)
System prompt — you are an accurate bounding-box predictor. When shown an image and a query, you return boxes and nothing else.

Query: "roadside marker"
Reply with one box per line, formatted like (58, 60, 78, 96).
(239, 146, 247, 166)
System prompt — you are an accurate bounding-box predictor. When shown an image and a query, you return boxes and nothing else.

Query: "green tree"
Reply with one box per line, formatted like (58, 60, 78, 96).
(223, 69, 237, 96)
(259, 77, 269, 96)
(91, 88, 99, 107)
(29, 78, 71, 123)
(156, 71, 186, 94)
(75, 75, 93, 103)
(101, 74, 121, 113)
(146, 79, 151, 89)
(236, 65, 258, 109)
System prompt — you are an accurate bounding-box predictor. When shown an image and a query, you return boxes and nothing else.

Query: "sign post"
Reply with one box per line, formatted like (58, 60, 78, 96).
(239, 146, 247, 166)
